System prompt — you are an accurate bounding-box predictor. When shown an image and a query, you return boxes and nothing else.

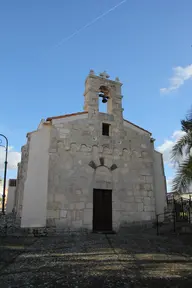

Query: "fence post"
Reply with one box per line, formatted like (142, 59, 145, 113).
(173, 198, 177, 221)
(180, 197, 184, 220)
(173, 212, 176, 232)
(173, 198, 176, 211)
(156, 215, 159, 236)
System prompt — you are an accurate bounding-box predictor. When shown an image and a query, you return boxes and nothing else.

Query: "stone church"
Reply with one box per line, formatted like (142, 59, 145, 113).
(11, 70, 167, 232)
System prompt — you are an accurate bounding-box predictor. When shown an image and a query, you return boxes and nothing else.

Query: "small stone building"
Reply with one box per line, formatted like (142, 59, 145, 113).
(13, 70, 167, 232)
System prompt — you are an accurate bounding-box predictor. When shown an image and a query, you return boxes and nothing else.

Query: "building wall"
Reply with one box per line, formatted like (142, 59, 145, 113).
(0, 177, 3, 195)
(21, 123, 51, 228)
(46, 113, 156, 231)
(18, 72, 167, 230)
(15, 144, 29, 216)
(0, 178, 8, 210)
(6, 186, 16, 214)
(168, 192, 192, 200)
(153, 151, 167, 215)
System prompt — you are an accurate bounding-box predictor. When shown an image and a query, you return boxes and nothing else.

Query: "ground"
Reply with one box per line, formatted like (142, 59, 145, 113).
(0, 227, 192, 287)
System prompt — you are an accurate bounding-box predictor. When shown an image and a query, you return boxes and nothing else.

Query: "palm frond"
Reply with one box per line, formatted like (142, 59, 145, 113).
(171, 132, 192, 161)
(186, 107, 192, 122)
(172, 156, 192, 193)
(181, 120, 192, 132)
(181, 107, 192, 132)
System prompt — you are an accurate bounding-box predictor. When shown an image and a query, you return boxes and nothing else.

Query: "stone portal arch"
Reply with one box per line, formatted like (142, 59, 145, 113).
(93, 166, 112, 190)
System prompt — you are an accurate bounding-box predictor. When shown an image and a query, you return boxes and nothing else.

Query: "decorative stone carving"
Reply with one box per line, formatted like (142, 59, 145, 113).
(99, 71, 110, 79)
(99, 157, 104, 166)
(89, 161, 97, 170)
(80, 144, 87, 152)
(110, 164, 117, 171)
(89, 69, 95, 75)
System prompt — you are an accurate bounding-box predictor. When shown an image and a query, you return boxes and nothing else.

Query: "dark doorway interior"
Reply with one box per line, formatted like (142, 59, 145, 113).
(93, 189, 112, 232)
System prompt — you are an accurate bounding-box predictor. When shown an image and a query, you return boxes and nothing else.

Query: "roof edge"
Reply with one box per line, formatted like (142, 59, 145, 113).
(46, 111, 88, 121)
(124, 119, 152, 135)
(46, 111, 152, 135)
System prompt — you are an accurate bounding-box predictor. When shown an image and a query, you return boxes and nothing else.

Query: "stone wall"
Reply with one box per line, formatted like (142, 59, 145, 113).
(15, 143, 29, 217)
(16, 72, 166, 231)
(0, 213, 21, 236)
(153, 151, 167, 216)
(46, 113, 156, 231)
(21, 124, 51, 228)
(6, 186, 16, 214)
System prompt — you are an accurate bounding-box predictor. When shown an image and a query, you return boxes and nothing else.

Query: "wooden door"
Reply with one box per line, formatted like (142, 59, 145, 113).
(93, 189, 112, 232)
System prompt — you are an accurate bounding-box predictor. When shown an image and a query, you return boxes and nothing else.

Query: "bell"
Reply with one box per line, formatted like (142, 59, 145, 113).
(102, 97, 108, 103)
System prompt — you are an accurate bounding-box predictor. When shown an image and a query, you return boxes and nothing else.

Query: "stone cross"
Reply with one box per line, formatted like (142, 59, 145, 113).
(99, 71, 110, 79)
(89, 69, 95, 75)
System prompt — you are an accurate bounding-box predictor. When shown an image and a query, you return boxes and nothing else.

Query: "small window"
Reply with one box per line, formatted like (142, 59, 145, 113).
(9, 179, 17, 187)
(102, 123, 110, 136)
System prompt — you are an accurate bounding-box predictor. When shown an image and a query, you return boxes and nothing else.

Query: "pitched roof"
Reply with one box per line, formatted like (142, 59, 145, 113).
(46, 111, 151, 135)
(124, 119, 151, 135)
(46, 111, 88, 121)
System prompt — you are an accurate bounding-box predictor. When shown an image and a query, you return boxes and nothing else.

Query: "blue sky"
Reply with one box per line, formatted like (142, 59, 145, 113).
(0, 0, 192, 190)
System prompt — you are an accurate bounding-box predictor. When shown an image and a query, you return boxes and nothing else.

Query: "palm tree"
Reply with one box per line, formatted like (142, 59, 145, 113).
(171, 108, 192, 193)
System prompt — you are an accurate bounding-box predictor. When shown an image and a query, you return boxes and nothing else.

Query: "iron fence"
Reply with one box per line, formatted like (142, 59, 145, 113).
(156, 195, 192, 235)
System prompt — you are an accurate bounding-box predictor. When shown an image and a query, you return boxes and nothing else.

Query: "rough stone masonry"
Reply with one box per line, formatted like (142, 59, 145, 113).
(10, 70, 167, 232)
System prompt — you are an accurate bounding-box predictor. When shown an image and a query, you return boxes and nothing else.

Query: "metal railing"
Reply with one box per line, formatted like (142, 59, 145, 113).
(167, 194, 192, 206)
(156, 205, 191, 235)
(156, 211, 176, 236)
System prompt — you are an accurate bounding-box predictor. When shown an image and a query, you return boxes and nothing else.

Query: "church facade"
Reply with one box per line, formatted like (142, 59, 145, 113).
(13, 71, 167, 232)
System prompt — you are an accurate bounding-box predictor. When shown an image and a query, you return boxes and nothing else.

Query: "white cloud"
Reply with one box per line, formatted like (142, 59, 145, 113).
(160, 64, 192, 93)
(172, 130, 186, 141)
(157, 140, 174, 164)
(0, 146, 21, 170)
(157, 130, 186, 166)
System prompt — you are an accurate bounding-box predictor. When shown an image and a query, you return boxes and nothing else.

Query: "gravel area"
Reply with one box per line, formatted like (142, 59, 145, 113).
(0, 228, 192, 287)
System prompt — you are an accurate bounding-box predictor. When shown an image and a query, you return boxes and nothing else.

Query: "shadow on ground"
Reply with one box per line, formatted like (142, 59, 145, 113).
(0, 228, 192, 287)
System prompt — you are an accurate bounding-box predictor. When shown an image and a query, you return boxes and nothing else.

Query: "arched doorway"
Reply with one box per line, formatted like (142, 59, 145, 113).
(92, 166, 113, 232)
